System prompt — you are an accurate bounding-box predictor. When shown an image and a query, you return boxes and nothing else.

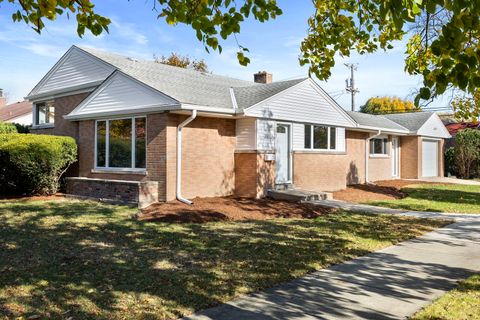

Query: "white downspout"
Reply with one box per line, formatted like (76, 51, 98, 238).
(176, 110, 197, 205)
(365, 130, 382, 184)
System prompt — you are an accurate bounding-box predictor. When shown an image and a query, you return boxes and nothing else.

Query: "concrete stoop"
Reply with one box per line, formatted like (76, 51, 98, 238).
(268, 187, 332, 202)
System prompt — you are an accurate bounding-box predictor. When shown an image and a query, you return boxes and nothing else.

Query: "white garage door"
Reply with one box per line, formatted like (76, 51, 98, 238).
(422, 139, 439, 177)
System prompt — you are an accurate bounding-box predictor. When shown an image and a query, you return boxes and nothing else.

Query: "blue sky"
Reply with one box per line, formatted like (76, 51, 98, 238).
(0, 0, 448, 111)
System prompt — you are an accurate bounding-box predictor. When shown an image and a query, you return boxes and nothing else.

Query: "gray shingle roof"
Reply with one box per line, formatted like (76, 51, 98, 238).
(78, 46, 304, 110)
(233, 78, 307, 110)
(346, 111, 409, 131)
(384, 112, 434, 131)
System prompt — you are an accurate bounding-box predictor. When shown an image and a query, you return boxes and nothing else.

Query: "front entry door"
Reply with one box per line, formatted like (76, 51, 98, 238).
(275, 124, 291, 183)
(392, 137, 399, 178)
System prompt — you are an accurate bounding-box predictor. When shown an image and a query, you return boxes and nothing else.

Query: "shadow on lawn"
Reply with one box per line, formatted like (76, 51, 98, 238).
(0, 200, 446, 319)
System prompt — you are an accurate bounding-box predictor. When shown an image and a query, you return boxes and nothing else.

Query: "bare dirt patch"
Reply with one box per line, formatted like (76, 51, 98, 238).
(138, 197, 334, 223)
(333, 180, 448, 203)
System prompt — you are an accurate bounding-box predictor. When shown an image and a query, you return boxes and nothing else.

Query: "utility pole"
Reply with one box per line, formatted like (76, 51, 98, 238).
(344, 63, 359, 111)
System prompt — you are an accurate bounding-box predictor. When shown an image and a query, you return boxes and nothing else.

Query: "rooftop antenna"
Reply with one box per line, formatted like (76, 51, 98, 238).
(344, 63, 359, 111)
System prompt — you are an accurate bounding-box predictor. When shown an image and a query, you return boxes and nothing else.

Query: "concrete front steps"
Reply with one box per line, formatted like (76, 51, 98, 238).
(268, 184, 332, 202)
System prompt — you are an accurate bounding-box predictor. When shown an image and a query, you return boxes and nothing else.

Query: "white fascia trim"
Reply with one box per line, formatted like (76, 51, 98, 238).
(353, 125, 410, 135)
(229, 87, 238, 110)
(307, 78, 357, 128)
(26, 81, 102, 102)
(64, 104, 180, 120)
(180, 103, 236, 114)
(243, 78, 309, 112)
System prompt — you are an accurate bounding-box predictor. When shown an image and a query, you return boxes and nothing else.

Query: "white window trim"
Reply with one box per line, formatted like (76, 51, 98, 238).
(369, 137, 389, 156)
(94, 116, 147, 171)
(304, 124, 337, 151)
(33, 101, 55, 126)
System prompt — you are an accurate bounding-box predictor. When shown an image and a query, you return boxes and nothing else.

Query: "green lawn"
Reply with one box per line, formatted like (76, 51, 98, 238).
(412, 274, 480, 320)
(367, 184, 480, 214)
(0, 198, 448, 319)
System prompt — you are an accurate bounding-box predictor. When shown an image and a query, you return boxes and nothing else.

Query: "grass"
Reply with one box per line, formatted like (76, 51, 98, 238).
(367, 184, 480, 214)
(0, 198, 448, 319)
(411, 274, 480, 320)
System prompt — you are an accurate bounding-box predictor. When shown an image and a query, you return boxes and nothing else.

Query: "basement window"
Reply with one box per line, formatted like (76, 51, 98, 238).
(304, 124, 336, 150)
(370, 138, 388, 155)
(95, 117, 146, 170)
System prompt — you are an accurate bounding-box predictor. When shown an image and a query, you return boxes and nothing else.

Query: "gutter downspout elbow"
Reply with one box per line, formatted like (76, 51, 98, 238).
(176, 110, 197, 205)
(365, 130, 382, 184)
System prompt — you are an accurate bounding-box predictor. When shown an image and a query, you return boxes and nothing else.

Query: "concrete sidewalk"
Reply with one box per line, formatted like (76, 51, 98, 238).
(184, 211, 480, 320)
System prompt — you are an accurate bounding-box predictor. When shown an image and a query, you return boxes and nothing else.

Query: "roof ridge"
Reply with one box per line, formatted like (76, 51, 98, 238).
(76, 45, 255, 86)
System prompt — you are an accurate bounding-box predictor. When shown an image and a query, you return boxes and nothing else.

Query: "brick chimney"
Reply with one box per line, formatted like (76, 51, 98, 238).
(0, 89, 6, 108)
(254, 71, 272, 84)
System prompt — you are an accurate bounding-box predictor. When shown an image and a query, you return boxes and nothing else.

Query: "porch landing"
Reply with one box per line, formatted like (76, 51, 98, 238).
(268, 188, 333, 202)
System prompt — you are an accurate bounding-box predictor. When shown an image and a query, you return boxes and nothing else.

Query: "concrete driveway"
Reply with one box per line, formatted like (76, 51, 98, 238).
(184, 209, 480, 320)
(412, 176, 480, 185)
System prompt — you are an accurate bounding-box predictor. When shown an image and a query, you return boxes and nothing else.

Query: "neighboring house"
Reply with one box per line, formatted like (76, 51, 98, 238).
(0, 90, 32, 125)
(26, 46, 451, 207)
(444, 122, 480, 149)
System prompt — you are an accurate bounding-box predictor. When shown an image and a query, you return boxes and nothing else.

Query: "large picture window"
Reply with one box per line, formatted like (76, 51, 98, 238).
(304, 124, 337, 150)
(370, 138, 388, 155)
(95, 117, 146, 170)
(35, 101, 55, 125)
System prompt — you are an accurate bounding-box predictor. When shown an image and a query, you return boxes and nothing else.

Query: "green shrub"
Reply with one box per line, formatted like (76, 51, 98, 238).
(453, 129, 480, 179)
(0, 134, 77, 195)
(13, 123, 30, 133)
(444, 147, 457, 177)
(0, 121, 18, 134)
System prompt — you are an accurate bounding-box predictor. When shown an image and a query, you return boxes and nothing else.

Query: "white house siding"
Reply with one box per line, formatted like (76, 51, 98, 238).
(417, 114, 451, 138)
(71, 72, 178, 117)
(256, 119, 275, 151)
(30, 47, 114, 97)
(244, 80, 355, 128)
(7, 113, 32, 125)
(235, 118, 256, 150)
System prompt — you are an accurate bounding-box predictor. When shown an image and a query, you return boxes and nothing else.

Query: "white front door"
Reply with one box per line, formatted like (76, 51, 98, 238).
(392, 137, 399, 178)
(422, 139, 439, 177)
(275, 124, 291, 183)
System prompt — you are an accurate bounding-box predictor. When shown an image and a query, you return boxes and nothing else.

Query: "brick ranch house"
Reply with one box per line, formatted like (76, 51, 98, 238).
(27, 46, 451, 207)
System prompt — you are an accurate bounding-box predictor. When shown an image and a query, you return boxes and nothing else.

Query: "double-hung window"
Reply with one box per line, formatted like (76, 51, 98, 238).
(304, 124, 336, 150)
(370, 138, 388, 156)
(95, 117, 146, 170)
(34, 101, 55, 125)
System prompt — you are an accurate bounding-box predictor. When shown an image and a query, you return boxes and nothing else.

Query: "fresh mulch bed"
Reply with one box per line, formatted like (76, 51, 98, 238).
(333, 180, 448, 203)
(139, 197, 334, 223)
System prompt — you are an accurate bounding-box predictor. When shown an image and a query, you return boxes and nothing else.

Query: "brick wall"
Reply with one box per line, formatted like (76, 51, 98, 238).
(234, 152, 275, 198)
(30, 93, 89, 139)
(66, 177, 158, 208)
(165, 115, 237, 200)
(293, 130, 367, 192)
(400, 136, 421, 179)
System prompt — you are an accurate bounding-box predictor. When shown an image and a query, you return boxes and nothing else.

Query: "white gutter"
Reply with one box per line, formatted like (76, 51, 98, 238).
(365, 130, 382, 183)
(176, 109, 197, 205)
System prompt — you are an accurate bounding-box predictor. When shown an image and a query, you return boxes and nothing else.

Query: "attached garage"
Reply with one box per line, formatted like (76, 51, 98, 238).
(422, 139, 439, 177)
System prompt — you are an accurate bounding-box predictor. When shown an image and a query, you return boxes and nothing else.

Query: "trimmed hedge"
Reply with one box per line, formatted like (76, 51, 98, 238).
(0, 121, 18, 134)
(0, 134, 77, 195)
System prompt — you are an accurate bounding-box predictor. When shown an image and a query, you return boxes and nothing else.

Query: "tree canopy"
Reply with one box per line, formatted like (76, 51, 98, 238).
(3, 0, 480, 107)
(154, 52, 209, 72)
(360, 96, 419, 115)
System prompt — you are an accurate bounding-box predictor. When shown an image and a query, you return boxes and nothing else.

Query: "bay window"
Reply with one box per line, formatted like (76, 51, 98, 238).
(304, 124, 337, 150)
(35, 101, 55, 125)
(95, 117, 146, 170)
(370, 138, 388, 156)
